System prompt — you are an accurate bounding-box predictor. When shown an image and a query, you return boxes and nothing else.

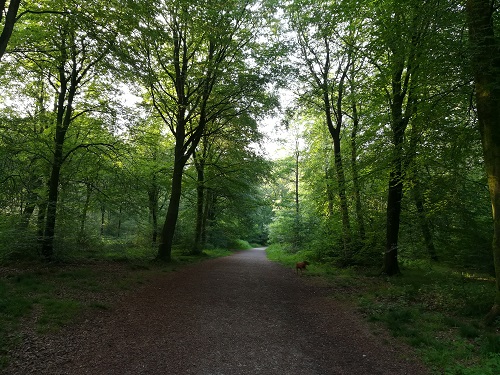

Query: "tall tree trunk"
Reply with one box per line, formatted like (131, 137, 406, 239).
(148, 175, 159, 245)
(0, 0, 21, 60)
(293, 140, 301, 250)
(325, 160, 335, 218)
(157, 150, 186, 262)
(295, 140, 299, 216)
(412, 182, 437, 261)
(322, 59, 352, 257)
(20, 185, 40, 230)
(100, 204, 105, 236)
(41, 59, 76, 260)
(42, 145, 64, 260)
(79, 183, 92, 238)
(193, 153, 205, 255)
(467, 0, 500, 325)
(383, 85, 408, 275)
(332, 132, 352, 257)
(384, 134, 404, 275)
(201, 188, 213, 247)
(382, 5, 423, 274)
(350, 98, 365, 241)
(36, 200, 46, 242)
(117, 206, 122, 237)
(154, 31, 215, 262)
(407, 120, 437, 261)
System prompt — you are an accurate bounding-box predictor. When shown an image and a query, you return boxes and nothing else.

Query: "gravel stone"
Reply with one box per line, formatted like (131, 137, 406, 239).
(4, 248, 429, 375)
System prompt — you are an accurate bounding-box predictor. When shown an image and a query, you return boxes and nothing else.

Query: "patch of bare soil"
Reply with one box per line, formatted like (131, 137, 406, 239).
(4, 249, 429, 375)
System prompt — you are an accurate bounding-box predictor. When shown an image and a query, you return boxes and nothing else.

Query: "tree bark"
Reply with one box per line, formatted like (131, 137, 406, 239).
(41, 48, 77, 260)
(100, 204, 105, 236)
(384, 128, 404, 276)
(322, 59, 352, 258)
(350, 97, 365, 241)
(201, 188, 213, 247)
(293, 140, 301, 250)
(0, 0, 21, 60)
(157, 152, 185, 262)
(193, 151, 206, 255)
(382, 5, 424, 275)
(42, 139, 65, 260)
(412, 182, 437, 261)
(467, 0, 500, 325)
(383, 75, 408, 275)
(148, 175, 159, 245)
(79, 183, 92, 238)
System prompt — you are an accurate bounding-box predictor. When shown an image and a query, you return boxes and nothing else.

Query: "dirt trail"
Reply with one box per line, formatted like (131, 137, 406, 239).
(6, 248, 428, 374)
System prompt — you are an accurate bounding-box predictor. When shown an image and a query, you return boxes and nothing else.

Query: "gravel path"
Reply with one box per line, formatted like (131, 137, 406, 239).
(6, 248, 428, 374)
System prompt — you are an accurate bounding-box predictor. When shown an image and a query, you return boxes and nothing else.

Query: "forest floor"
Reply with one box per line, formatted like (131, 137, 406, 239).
(4, 248, 429, 375)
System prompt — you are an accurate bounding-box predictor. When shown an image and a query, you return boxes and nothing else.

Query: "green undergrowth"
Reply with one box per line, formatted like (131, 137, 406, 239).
(266, 244, 500, 375)
(0, 244, 237, 370)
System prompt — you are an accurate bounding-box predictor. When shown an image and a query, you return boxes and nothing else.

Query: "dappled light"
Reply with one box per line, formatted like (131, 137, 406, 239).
(1, 0, 500, 373)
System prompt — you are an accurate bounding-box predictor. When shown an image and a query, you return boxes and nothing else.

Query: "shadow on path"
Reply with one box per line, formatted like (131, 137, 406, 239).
(6, 249, 428, 375)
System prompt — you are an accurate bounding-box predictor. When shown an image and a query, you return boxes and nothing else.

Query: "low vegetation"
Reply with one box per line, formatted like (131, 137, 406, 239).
(267, 244, 500, 375)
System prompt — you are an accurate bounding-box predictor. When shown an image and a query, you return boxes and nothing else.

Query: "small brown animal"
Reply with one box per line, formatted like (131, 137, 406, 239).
(296, 261, 309, 275)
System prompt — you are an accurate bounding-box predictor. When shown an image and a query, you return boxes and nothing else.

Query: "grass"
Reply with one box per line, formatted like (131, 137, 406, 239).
(266, 243, 500, 375)
(0, 242, 240, 370)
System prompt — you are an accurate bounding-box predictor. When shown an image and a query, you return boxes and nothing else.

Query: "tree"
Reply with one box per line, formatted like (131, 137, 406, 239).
(130, 0, 272, 261)
(0, 0, 21, 60)
(467, 0, 500, 324)
(285, 0, 354, 256)
(10, 1, 120, 259)
(371, 0, 435, 275)
(188, 114, 269, 251)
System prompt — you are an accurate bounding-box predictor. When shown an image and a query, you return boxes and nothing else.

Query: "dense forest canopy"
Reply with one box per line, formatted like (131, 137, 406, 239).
(0, 0, 499, 318)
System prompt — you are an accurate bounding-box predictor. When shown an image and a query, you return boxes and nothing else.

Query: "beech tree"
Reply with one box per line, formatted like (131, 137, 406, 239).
(285, 0, 355, 257)
(8, 0, 122, 259)
(0, 0, 21, 60)
(129, 0, 273, 261)
(467, 0, 500, 324)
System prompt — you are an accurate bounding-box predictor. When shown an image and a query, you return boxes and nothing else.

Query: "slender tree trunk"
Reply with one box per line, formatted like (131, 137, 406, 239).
(325, 161, 335, 218)
(383, 93, 407, 275)
(321, 54, 352, 258)
(117, 206, 123, 237)
(100, 204, 105, 236)
(324, 94, 351, 257)
(467, 0, 500, 325)
(79, 184, 92, 238)
(384, 159, 403, 275)
(412, 182, 437, 261)
(20, 183, 40, 229)
(332, 131, 352, 257)
(148, 175, 159, 245)
(406, 120, 437, 261)
(36, 200, 46, 242)
(201, 188, 213, 247)
(293, 141, 301, 250)
(295, 142, 299, 215)
(42, 153, 63, 260)
(41, 67, 76, 260)
(350, 98, 365, 241)
(193, 154, 205, 255)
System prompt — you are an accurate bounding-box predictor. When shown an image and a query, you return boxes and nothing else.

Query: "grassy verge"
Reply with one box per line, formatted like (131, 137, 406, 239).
(266, 244, 500, 375)
(0, 245, 235, 369)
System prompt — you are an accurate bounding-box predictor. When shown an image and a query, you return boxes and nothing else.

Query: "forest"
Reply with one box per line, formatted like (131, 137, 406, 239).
(1, 0, 500, 373)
